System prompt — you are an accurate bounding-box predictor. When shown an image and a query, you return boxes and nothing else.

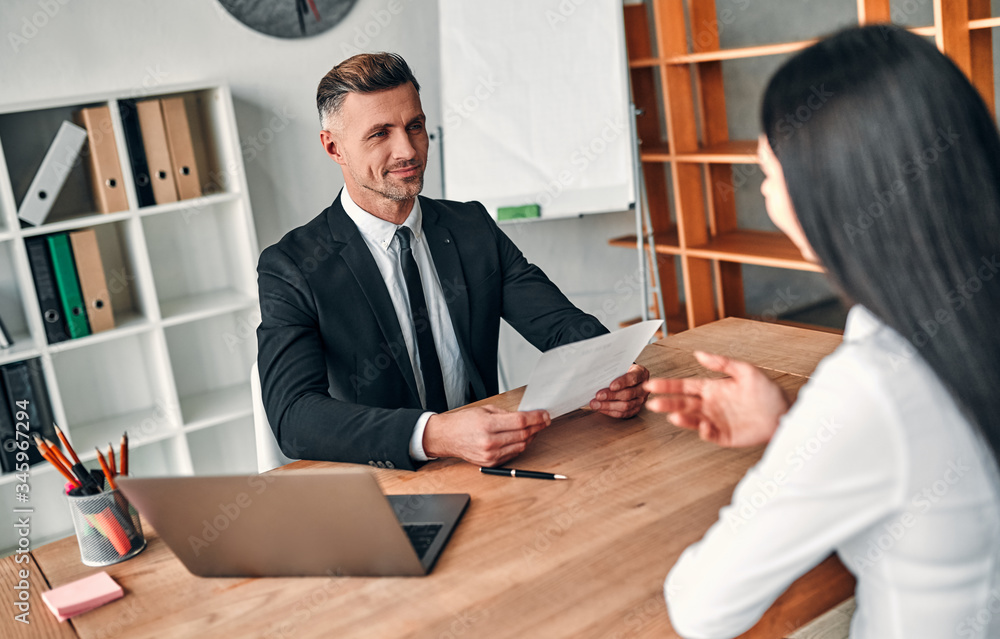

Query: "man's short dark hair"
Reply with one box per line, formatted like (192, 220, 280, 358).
(316, 52, 420, 129)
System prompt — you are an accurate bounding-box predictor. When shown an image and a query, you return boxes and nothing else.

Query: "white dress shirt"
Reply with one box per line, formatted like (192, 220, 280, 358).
(666, 305, 1000, 639)
(340, 187, 469, 461)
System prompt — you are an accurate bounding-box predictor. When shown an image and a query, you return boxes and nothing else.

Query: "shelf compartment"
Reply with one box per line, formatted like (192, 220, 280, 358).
(0, 102, 111, 227)
(163, 311, 256, 428)
(50, 331, 180, 452)
(144, 88, 242, 199)
(68, 404, 180, 455)
(159, 290, 256, 327)
(685, 230, 822, 272)
(0, 238, 37, 356)
(26, 220, 153, 346)
(142, 198, 257, 313)
(125, 435, 190, 477)
(188, 417, 257, 475)
(179, 384, 253, 432)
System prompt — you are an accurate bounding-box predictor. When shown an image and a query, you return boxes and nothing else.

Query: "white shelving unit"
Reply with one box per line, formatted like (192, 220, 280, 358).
(0, 83, 261, 554)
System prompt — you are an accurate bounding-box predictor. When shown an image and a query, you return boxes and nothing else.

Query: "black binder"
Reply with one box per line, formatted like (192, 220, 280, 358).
(0, 375, 19, 473)
(118, 99, 156, 207)
(0, 359, 54, 471)
(25, 236, 70, 344)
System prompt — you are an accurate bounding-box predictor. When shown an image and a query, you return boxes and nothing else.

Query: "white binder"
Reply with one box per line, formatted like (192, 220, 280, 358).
(17, 120, 88, 226)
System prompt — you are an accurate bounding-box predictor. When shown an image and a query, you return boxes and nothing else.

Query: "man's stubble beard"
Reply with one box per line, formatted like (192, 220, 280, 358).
(356, 166, 424, 202)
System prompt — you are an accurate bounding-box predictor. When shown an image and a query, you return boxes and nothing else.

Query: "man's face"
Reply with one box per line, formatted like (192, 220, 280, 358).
(322, 83, 429, 205)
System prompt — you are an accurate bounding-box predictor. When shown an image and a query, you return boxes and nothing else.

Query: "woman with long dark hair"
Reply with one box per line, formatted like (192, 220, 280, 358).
(646, 25, 1000, 638)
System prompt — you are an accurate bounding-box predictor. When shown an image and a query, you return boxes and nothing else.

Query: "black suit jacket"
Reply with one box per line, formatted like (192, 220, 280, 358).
(256, 195, 608, 470)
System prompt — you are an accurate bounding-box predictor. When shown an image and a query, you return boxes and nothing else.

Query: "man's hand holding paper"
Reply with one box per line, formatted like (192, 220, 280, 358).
(518, 320, 661, 419)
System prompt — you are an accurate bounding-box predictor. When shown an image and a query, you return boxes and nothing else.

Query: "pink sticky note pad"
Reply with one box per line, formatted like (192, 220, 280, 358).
(42, 571, 123, 622)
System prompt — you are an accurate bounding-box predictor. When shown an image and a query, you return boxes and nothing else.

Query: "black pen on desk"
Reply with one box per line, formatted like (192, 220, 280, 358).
(480, 467, 567, 481)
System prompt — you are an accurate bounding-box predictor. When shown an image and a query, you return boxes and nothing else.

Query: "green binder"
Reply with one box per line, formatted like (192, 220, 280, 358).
(46, 233, 90, 339)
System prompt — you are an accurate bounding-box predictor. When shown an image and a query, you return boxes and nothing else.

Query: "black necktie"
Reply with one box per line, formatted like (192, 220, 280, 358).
(395, 227, 449, 413)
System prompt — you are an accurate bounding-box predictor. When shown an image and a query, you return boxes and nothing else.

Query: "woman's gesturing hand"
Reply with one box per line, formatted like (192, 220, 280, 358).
(644, 351, 790, 447)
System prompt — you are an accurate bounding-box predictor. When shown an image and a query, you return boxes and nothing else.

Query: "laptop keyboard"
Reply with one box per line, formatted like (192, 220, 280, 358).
(402, 523, 443, 559)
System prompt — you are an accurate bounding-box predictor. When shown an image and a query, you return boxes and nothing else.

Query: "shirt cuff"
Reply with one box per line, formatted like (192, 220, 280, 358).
(409, 412, 437, 462)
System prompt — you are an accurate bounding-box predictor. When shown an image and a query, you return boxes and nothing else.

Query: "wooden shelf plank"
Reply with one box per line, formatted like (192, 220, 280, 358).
(608, 229, 681, 255)
(639, 143, 671, 161)
(640, 141, 758, 164)
(628, 57, 661, 69)
(674, 139, 759, 163)
(686, 230, 823, 272)
(654, 26, 938, 65)
(969, 17, 1000, 30)
(666, 39, 816, 64)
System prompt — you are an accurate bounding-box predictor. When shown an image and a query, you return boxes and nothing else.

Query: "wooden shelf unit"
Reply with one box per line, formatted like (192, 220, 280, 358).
(616, 0, 996, 331)
(0, 84, 262, 554)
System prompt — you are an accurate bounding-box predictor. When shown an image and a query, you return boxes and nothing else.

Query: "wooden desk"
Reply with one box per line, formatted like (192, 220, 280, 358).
(15, 319, 854, 638)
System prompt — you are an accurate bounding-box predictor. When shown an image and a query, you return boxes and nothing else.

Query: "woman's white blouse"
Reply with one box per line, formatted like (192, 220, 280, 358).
(665, 305, 1000, 639)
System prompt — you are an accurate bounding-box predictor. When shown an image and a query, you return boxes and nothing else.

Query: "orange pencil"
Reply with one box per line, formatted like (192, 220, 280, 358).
(94, 448, 117, 491)
(32, 436, 80, 488)
(43, 438, 77, 481)
(120, 433, 128, 476)
(107, 443, 116, 478)
(53, 423, 81, 465)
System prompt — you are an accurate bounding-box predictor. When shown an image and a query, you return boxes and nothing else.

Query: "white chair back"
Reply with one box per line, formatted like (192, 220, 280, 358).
(251, 361, 295, 473)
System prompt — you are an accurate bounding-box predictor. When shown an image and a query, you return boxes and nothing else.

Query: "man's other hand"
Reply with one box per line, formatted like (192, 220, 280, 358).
(589, 363, 650, 419)
(423, 405, 551, 467)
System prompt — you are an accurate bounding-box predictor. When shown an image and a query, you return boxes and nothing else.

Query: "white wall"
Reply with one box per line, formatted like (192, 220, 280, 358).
(1, 0, 443, 246)
(0, 0, 643, 389)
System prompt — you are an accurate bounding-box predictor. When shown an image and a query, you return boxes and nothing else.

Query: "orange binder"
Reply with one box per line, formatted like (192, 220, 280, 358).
(68, 229, 115, 333)
(160, 97, 202, 200)
(76, 105, 129, 214)
(135, 99, 178, 205)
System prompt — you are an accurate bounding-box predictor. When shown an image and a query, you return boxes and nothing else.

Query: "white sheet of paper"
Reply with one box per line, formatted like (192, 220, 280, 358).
(518, 320, 662, 418)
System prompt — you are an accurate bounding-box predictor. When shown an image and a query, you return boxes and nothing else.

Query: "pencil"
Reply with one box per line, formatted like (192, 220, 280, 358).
(120, 433, 128, 476)
(53, 423, 81, 466)
(43, 438, 78, 481)
(33, 436, 80, 488)
(107, 443, 116, 478)
(95, 448, 117, 491)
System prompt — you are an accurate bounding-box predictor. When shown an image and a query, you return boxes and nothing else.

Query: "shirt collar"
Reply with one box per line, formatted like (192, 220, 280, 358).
(843, 304, 882, 342)
(340, 186, 423, 251)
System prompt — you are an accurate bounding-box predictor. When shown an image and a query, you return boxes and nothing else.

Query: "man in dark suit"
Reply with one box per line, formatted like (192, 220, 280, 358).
(257, 52, 650, 471)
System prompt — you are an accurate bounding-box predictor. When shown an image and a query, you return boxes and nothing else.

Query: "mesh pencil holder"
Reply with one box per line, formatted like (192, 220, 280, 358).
(66, 489, 146, 566)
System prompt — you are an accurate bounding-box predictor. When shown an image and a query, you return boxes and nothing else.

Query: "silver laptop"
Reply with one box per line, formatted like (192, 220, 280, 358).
(117, 469, 469, 577)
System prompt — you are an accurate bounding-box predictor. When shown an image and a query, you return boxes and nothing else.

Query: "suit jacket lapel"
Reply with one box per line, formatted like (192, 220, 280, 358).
(420, 198, 488, 400)
(327, 196, 420, 403)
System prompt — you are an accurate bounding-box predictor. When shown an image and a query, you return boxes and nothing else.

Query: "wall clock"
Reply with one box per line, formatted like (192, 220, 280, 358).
(218, 0, 359, 39)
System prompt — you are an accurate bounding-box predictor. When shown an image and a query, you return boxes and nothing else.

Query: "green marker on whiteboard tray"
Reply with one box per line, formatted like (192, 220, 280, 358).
(497, 204, 541, 221)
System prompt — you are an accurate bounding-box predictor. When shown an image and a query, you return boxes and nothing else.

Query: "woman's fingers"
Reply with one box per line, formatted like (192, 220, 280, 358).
(694, 351, 763, 382)
(667, 411, 701, 430)
(644, 377, 704, 396)
(647, 394, 703, 414)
